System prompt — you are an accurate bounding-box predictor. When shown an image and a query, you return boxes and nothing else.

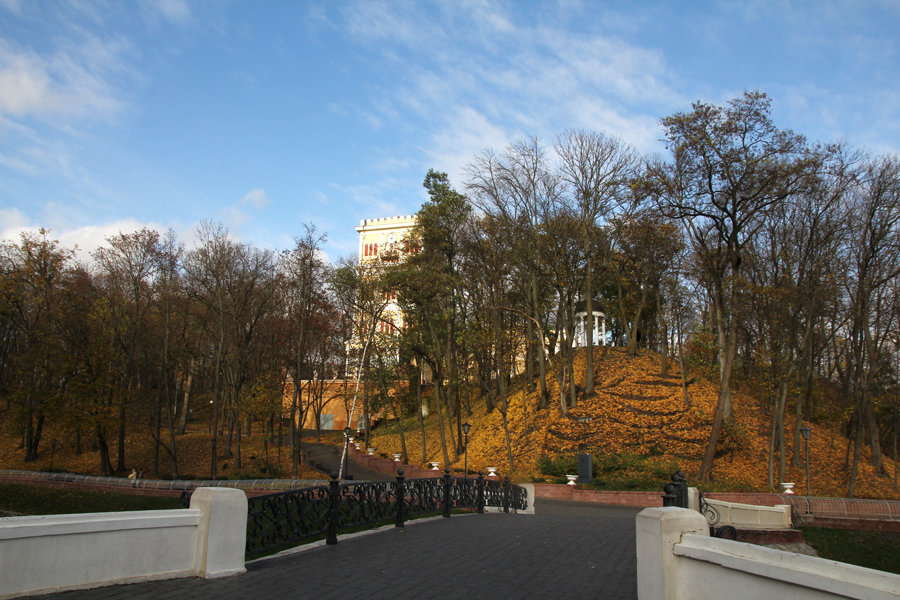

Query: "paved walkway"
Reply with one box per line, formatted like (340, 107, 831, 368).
(301, 442, 392, 481)
(38, 500, 639, 599)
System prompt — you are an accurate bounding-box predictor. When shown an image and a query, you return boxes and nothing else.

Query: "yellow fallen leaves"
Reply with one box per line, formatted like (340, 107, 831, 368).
(371, 347, 900, 499)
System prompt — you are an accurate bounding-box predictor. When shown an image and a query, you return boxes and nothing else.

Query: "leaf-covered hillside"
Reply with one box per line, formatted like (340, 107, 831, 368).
(371, 347, 900, 499)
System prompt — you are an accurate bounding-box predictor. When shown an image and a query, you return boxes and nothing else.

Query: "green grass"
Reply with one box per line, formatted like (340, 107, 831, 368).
(0, 483, 183, 516)
(801, 527, 900, 575)
(536, 453, 681, 491)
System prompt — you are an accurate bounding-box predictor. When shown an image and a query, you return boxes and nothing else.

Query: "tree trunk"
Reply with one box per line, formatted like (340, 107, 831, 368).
(792, 392, 804, 468)
(235, 418, 242, 471)
(117, 401, 127, 474)
(211, 330, 223, 480)
(223, 405, 235, 460)
(659, 304, 669, 376)
(626, 287, 646, 356)
(290, 379, 299, 477)
(390, 396, 408, 463)
(697, 290, 737, 482)
(777, 381, 788, 486)
(177, 360, 193, 436)
(154, 394, 162, 475)
(533, 278, 550, 408)
(525, 319, 535, 390)
(417, 374, 427, 464)
(715, 301, 734, 421)
(676, 310, 690, 409)
(584, 253, 595, 396)
(767, 402, 777, 490)
(448, 388, 459, 460)
(849, 402, 864, 497)
(23, 407, 39, 462)
(893, 407, 898, 491)
(568, 348, 577, 409)
(96, 425, 113, 476)
(862, 393, 886, 474)
(434, 378, 451, 467)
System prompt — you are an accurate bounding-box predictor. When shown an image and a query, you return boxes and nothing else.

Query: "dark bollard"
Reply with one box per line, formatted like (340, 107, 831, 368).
(326, 471, 340, 545)
(662, 482, 677, 507)
(476, 472, 485, 514)
(577, 452, 593, 484)
(674, 470, 688, 508)
(395, 468, 406, 528)
(662, 470, 688, 508)
(443, 468, 452, 518)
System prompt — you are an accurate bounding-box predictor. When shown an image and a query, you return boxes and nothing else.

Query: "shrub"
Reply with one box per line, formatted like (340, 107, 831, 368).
(537, 455, 578, 477)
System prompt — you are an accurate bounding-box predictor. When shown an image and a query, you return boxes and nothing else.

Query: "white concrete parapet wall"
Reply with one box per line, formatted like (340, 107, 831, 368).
(0, 487, 247, 598)
(636, 507, 900, 600)
(687, 487, 791, 529)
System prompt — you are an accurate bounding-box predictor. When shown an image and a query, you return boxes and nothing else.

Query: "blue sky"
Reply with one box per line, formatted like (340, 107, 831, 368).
(1, 0, 898, 262)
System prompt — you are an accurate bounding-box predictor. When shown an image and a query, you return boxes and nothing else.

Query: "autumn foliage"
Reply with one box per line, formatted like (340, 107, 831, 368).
(371, 347, 899, 499)
(0, 421, 326, 482)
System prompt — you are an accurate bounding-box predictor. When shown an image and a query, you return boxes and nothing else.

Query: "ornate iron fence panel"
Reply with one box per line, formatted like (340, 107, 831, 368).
(245, 484, 331, 557)
(338, 481, 397, 530)
(506, 481, 528, 511)
(449, 477, 478, 508)
(244, 470, 529, 559)
(403, 477, 443, 518)
(483, 479, 505, 507)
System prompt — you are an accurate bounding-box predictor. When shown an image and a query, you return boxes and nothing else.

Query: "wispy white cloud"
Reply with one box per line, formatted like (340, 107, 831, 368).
(331, 179, 414, 219)
(425, 107, 510, 185)
(0, 149, 40, 175)
(342, 1, 431, 48)
(217, 189, 272, 239)
(332, 1, 680, 177)
(152, 0, 191, 24)
(0, 0, 21, 14)
(221, 205, 251, 232)
(0, 207, 28, 234)
(564, 99, 662, 153)
(1, 216, 177, 261)
(0, 36, 129, 122)
(241, 188, 270, 209)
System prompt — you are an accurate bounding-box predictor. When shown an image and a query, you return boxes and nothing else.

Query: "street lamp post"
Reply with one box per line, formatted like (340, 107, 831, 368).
(462, 422, 471, 480)
(800, 425, 812, 515)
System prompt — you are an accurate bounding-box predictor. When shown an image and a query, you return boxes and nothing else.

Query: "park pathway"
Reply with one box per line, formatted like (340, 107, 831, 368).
(300, 441, 392, 481)
(38, 499, 639, 599)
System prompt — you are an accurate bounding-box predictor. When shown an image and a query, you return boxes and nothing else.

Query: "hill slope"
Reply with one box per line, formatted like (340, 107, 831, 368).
(372, 347, 899, 499)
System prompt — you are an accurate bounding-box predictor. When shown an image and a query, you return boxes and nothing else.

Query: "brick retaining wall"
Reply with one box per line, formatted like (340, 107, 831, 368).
(347, 446, 456, 480)
(796, 515, 900, 532)
(533, 484, 662, 507)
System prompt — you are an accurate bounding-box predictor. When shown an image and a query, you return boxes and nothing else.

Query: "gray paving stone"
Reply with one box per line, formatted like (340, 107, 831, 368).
(33, 500, 639, 599)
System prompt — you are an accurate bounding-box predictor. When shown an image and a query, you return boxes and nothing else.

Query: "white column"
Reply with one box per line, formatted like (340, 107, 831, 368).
(191, 488, 247, 578)
(636, 507, 708, 600)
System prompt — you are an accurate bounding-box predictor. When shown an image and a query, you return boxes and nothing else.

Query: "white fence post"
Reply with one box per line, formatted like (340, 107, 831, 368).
(635, 507, 708, 600)
(191, 488, 248, 578)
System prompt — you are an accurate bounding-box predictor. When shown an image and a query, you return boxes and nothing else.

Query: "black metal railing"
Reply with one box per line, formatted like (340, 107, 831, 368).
(661, 470, 688, 508)
(245, 484, 332, 555)
(660, 470, 736, 539)
(244, 469, 528, 559)
(698, 491, 737, 539)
